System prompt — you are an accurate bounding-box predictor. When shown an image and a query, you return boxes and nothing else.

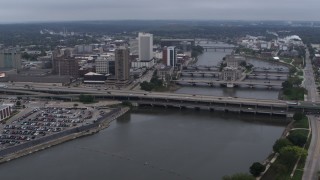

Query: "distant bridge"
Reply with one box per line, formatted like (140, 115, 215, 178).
(253, 67, 289, 74)
(172, 79, 282, 88)
(200, 46, 236, 52)
(183, 65, 220, 71)
(180, 70, 221, 77)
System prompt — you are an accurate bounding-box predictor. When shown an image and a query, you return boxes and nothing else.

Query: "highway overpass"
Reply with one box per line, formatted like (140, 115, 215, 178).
(1, 84, 320, 117)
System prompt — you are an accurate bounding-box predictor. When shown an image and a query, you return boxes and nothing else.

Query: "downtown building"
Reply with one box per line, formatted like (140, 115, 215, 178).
(138, 32, 153, 61)
(52, 48, 79, 78)
(0, 48, 22, 70)
(115, 46, 130, 83)
(162, 46, 177, 67)
(95, 56, 110, 74)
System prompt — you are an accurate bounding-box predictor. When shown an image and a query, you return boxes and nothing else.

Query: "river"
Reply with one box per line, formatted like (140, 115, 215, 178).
(176, 41, 287, 100)
(0, 109, 285, 180)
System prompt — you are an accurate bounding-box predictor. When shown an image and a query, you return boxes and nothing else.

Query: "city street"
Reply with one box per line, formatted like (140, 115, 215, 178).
(302, 49, 320, 180)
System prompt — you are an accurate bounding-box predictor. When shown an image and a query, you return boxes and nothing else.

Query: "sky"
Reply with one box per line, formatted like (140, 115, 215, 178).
(0, 0, 319, 23)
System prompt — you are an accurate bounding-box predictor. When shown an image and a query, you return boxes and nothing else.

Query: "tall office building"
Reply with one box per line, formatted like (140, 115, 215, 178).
(53, 49, 79, 78)
(95, 57, 109, 74)
(0, 48, 21, 70)
(163, 46, 176, 67)
(138, 32, 153, 61)
(115, 47, 130, 81)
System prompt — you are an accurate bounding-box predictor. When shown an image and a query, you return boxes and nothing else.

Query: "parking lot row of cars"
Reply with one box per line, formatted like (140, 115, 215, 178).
(0, 107, 95, 149)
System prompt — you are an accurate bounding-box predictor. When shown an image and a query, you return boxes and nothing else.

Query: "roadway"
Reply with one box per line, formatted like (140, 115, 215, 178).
(303, 115, 320, 180)
(172, 79, 282, 86)
(302, 49, 320, 180)
(0, 82, 290, 107)
(3, 82, 320, 112)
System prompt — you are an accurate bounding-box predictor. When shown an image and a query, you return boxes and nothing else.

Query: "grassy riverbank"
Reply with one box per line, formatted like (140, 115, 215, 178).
(261, 114, 310, 180)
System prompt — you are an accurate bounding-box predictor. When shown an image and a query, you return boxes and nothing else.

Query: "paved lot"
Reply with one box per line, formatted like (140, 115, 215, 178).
(0, 104, 109, 150)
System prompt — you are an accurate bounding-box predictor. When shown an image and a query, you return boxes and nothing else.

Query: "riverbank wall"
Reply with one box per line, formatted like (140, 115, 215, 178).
(244, 55, 294, 68)
(0, 107, 130, 164)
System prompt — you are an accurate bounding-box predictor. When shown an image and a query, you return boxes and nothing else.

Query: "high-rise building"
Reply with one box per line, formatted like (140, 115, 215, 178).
(0, 48, 21, 70)
(138, 32, 153, 61)
(165, 46, 176, 67)
(53, 49, 79, 78)
(95, 57, 109, 74)
(115, 47, 130, 81)
(162, 47, 168, 65)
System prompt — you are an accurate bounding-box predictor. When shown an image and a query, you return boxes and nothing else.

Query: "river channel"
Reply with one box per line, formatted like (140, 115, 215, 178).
(176, 41, 287, 100)
(0, 41, 287, 180)
(0, 109, 285, 180)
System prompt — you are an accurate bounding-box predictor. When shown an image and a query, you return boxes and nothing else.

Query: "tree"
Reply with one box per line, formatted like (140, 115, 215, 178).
(249, 162, 266, 177)
(273, 139, 293, 153)
(79, 94, 94, 103)
(289, 76, 303, 87)
(222, 173, 255, 180)
(279, 146, 307, 166)
(293, 112, 304, 121)
(282, 80, 293, 89)
(140, 81, 153, 91)
(239, 61, 247, 67)
(121, 101, 132, 107)
(272, 163, 288, 174)
(16, 101, 21, 106)
(287, 131, 307, 147)
(289, 67, 297, 76)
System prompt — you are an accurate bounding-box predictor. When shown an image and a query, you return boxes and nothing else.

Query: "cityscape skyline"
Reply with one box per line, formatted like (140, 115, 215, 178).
(1, 0, 320, 23)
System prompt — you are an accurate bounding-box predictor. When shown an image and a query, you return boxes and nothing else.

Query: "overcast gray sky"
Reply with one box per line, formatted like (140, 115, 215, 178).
(0, 0, 319, 23)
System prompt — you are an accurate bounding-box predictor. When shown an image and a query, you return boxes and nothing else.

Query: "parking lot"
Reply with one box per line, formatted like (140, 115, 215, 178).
(0, 106, 106, 149)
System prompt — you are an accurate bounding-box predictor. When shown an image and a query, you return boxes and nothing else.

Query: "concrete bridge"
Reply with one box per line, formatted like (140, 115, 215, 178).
(201, 46, 235, 52)
(180, 70, 221, 77)
(252, 68, 289, 74)
(183, 65, 219, 71)
(246, 73, 288, 80)
(1, 86, 320, 117)
(172, 79, 282, 88)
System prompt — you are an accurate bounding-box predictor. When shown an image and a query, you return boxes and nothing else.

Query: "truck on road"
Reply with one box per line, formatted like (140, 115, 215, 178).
(0, 84, 8, 88)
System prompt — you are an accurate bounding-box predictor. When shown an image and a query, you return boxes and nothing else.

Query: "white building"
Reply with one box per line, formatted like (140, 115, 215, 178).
(225, 55, 245, 68)
(0, 105, 12, 122)
(129, 38, 139, 56)
(131, 59, 155, 69)
(95, 57, 109, 74)
(138, 32, 153, 61)
(166, 46, 177, 67)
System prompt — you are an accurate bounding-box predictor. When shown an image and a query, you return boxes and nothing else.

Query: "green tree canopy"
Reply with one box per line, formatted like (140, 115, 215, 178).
(279, 146, 307, 166)
(79, 94, 94, 103)
(249, 162, 266, 177)
(282, 80, 293, 89)
(140, 81, 154, 91)
(222, 173, 255, 180)
(273, 139, 293, 153)
(16, 101, 21, 106)
(293, 112, 304, 121)
(287, 131, 308, 147)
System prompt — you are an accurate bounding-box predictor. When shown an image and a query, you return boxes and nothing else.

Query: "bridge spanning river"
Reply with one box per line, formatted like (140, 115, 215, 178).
(172, 79, 282, 88)
(1, 85, 320, 117)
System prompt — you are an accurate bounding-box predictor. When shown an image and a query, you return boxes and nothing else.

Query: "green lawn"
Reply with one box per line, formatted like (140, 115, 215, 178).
(292, 169, 303, 180)
(293, 117, 309, 129)
(283, 58, 293, 64)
